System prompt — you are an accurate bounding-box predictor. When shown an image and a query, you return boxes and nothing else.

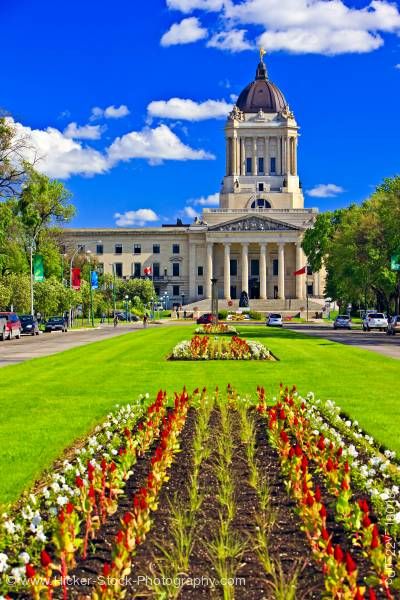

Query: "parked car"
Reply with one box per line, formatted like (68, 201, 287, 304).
(44, 317, 68, 332)
(0, 312, 22, 340)
(333, 315, 352, 330)
(19, 314, 40, 336)
(196, 313, 213, 324)
(362, 312, 388, 332)
(266, 313, 283, 327)
(386, 315, 400, 335)
(114, 311, 139, 322)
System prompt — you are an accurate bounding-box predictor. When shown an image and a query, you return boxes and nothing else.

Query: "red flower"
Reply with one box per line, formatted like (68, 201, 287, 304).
(26, 564, 36, 579)
(88, 485, 96, 501)
(305, 494, 314, 507)
(124, 428, 131, 438)
(337, 447, 343, 457)
(116, 530, 124, 544)
(66, 502, 74, 514)
(317, 436, 325, 451)
(326, 457, 334, 472)
(279, 430, 289, 443)
(301, 455, 308, 472)
(101, 458, 107, 472)
(344, 460, 350, 473)
(334, 545, 344, 563)
(103, 563, 111, 577)
(294, 445, 302, 457)
(362, 515, 372, 528)
(58, 510, 65, 524)
(340, 479, 349, 491)
(345, 552, 357, 574)
(354, 590, 363, 600)
(371, 536, 380, 549)
(40, 550, 52, 567)
(369, 588, 377, 600)
(288, 447, 295, 459)
(75, 476, 84, 488)
(320, 505, 327, 519)
(321, 527, 329, 541)
(278, 409, 286, 421)
(358, 499, 369, 513)
(123, 512, 133, 525)
(315, 486, 322, 502)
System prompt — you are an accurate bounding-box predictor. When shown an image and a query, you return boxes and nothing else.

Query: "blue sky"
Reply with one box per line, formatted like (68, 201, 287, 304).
(2, 0, 400, 227)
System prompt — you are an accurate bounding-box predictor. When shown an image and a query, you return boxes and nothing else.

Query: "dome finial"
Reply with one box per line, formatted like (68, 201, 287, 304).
(256, 47, 268, 80)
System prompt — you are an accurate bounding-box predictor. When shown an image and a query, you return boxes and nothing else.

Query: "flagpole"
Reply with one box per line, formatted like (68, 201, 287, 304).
(30, 243, 34, 316)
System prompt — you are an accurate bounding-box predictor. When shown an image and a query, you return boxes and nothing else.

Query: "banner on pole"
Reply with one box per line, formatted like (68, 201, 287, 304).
(33, 255, 45, 282)
(391, 254, 400, 271)
(72, 268, 81, 289)
(91, 271, 99, 289)
(144, 266, 152, 276)
(293, 265, 307, 276)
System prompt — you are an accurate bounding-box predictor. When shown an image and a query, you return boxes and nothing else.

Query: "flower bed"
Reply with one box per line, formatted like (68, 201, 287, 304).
(1, 385, 399, 599)
(194, 323, 238, 335)
(170, 334, 272, 360)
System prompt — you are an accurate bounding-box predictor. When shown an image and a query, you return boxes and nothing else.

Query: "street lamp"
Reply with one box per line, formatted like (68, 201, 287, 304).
(163, 291, 169, 310)
(29, 231, 40, 316)
(69, 240, 101, 326)
(125, 294, 129, 321)
(181, 293, 185, 307)
(87, 250, 95, 328)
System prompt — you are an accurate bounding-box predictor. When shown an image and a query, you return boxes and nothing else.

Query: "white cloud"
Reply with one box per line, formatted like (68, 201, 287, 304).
(307, 183, 345, 198)
(147, 98, 233, 121)
(191, 192, 219, 205)
(161, 17, 207, 46)
(395, 63, 400, 69)
(107, 123, 214, 164)
(166, 0, 224, 12)
(207, 29, 253, 52)
(183, 206, 200, 219)
(167, 0, 400, 55)
(90, 104, 130, 120)
(9, 118, 109, 179)
(114, 209, 159, 227)
(64, 122, 104, 140)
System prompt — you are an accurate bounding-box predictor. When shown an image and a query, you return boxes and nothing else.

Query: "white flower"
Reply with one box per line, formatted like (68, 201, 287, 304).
(49, 507, 58, 516)
(51, 481, 60, 493)
(3, 520, 16, 535)
(56, 495, 68, 506)
(21, 505, 34, 520)
(380, 492, 390, 501)
(42, 487, 50, 499)
(0, 553, 8, 573)
(393, 512, 400, 524)
(18, 551, 30, 564)
(10, 566, 25, 583)
(35, 526, 47, 542)
(347, 444, 358, 458)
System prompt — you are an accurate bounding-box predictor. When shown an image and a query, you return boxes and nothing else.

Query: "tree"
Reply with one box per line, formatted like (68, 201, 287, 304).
(0, 117, 34, 199)
(302, 209, 344, 273)
(120, 278, 155, 305)
(0, 273, 30, 312)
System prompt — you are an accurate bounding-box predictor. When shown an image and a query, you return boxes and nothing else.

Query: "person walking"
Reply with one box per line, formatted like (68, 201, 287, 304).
(143, 313, 148, 328)
(113, 315, 118, 328)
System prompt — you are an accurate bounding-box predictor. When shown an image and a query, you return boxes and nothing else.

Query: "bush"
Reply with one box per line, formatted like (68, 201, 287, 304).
(218, 309, 228, 320)
(249, 310, 263, 320)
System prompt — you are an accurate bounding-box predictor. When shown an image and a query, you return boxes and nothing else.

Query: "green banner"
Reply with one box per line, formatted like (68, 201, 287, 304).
(391, 254, 400, 272)
(33, 254, 44, 282)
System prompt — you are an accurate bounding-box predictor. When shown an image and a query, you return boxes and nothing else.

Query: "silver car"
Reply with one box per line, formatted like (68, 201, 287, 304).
(267, 313, 283, 327)
(362, 312, 388, 332)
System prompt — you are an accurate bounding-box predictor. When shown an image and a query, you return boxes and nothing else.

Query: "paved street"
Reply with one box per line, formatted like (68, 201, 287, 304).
(285, 324, 400, 359)
(0, 324, 144, 368)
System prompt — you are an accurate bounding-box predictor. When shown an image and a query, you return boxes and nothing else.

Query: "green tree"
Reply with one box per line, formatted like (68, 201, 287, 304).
(0, 118, 32, 198)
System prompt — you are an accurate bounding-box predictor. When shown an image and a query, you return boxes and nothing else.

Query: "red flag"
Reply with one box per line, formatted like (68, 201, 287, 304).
(144, 266, 152, 276)
(71, 268, 81, 289)
(293, 266, 307, 276)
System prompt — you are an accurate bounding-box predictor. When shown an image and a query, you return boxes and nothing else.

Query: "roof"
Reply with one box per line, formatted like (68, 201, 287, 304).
(236, 59, 287, 114)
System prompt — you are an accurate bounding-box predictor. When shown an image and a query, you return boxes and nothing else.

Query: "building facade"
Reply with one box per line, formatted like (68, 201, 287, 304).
(65, 54, 324, 307)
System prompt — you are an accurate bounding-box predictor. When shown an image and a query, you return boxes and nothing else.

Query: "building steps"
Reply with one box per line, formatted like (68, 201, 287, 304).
(182, 297, 325, 316)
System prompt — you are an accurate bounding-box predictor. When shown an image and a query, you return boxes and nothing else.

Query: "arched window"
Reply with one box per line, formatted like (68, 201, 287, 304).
(250, 198, 271, 209)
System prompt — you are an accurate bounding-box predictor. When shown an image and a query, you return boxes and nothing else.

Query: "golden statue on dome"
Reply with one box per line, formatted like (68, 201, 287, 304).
(260, 47, 266, 61)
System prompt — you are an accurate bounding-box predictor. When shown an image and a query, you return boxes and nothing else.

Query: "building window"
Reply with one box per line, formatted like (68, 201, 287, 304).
(251, 259, 259, 277)
(307, 283, 314, 296)
(273, 259, 279, 276)
(114, 243, 122, 255)
(115, 263, 123, 278)
(134, 244, 141, 254)
(96, 244, 103, 255)
(153, 244, 160, 254)
(246, 157, 252, 174)
(172, 263, 180, 277)
(258, 182, 264, 192)
(172, 244, 180, 254)
(173, 285, 180, 297)
(251, 198, 271, 209)
(230, 285, 237, 300)
(197, 285, 203, 296)
(133, 263, 141, 278)
(230, 259, 238, 276)
(153, 263, 160, 277)
(197, 265, 203, 276)
(258, 157, 264, 174)
(270, 157, 276, 174)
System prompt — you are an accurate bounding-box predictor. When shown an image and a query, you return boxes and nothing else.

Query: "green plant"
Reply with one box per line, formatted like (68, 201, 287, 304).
(267, 559, 302, 600)
(249, 310, 263, 320)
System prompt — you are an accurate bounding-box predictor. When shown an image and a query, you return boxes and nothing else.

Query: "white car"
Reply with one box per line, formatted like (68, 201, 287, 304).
(362, 312, 388, 332)
(267, 313, 283, 327)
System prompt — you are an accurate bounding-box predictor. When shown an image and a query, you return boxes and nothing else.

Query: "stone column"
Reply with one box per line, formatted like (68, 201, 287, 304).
(241, 243, 249, 295)
(277, 136, 281, 175)
(232, 134, 237, 176)
(278, 243, 285, 299)
(286, 138, 291, 176)
(265, 137, 269, 174)
(206, 242, 213, 299)
(224, 243, 231, 300)
(259, 243, 267, 299)
(295, 241, 305, 300)
(252, 138, 257, 175)
(294, 137, 298, 176)
(189, 242, 196, 301)
(226, 137, 230, 176)
(241, 137, 245, 175)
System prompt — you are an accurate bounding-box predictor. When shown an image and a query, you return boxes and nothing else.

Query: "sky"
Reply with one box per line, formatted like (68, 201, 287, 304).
(1, 0, 400, 228)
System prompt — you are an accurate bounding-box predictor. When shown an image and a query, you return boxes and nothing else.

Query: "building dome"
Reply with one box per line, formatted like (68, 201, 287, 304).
(236, 59, 287, 114)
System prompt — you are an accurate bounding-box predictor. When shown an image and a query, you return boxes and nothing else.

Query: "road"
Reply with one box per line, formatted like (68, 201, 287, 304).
(285, 324, 400, 360)
(0, 324, 144, 368)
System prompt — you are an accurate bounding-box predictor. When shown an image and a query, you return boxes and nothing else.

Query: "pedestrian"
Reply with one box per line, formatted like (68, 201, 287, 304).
(143, 313, 148, 328)
(113, 315, 118, 328)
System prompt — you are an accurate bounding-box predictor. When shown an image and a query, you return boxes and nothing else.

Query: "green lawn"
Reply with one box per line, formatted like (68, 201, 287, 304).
(0, 325, 399, 506)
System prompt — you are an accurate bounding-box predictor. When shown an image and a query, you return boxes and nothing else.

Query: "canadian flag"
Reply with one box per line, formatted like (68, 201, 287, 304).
(144, 266, 152, 276)
(293, 266, 307, 276)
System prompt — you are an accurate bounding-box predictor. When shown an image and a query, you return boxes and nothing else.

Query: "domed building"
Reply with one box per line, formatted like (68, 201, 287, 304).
(65, 53, 325, 312)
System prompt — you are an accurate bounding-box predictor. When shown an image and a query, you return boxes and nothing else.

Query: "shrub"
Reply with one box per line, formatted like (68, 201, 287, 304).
(218, 309, 228, 320)
(249, 310, 263, 321)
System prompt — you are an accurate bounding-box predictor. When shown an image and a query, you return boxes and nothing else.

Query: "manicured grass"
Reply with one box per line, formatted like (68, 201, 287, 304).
(0, 325, 399, 506)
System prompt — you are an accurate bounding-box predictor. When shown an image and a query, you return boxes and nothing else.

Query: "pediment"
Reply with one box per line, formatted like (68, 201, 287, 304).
(209, 215, 300, 233)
